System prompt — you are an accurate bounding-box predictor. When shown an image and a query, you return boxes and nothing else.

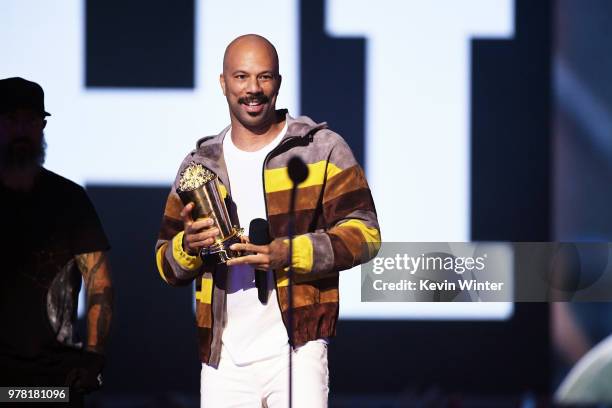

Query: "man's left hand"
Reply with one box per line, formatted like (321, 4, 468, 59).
(64, 350, 105, 393)
(227, 238, 289, 270)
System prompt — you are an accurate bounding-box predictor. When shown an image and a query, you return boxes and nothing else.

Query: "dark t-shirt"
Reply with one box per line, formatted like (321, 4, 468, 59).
(0, 168, 109, 380)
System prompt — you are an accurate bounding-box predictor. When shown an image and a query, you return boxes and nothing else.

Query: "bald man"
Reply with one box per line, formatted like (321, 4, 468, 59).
(155, 35, 380, 407)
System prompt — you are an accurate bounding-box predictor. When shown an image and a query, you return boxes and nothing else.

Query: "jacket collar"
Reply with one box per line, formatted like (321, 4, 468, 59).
(191, 110, 328, 189)
(195, 109, 328, 150)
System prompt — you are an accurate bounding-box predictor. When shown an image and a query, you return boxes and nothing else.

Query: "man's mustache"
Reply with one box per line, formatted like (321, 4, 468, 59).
(238, 93, 270, 105)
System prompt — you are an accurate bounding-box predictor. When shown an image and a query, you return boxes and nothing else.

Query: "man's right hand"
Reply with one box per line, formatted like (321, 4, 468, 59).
(180, 202, 220, 255)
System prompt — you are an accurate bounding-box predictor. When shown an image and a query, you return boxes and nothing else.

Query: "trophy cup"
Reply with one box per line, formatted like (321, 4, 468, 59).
(176, 162, 244, 263)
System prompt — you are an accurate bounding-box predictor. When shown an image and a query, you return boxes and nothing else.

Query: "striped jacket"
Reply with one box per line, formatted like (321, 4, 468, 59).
(155, 111, 380, 366)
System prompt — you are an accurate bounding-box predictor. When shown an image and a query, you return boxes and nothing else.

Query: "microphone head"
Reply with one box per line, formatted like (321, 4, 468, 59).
(249, 218, 271, 245)
(288, 156, 309, 184)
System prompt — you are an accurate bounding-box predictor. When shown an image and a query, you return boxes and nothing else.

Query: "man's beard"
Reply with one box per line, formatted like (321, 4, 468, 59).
(0, 133, 46, 172)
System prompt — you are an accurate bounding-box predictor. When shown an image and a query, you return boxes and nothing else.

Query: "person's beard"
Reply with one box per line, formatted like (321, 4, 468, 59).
(0, 132, 46, 172)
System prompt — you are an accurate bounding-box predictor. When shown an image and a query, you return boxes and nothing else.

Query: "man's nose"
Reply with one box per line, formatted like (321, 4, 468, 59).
(246, 77, 263, 94)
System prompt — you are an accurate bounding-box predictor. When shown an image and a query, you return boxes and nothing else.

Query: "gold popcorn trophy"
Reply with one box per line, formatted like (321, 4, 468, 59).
(176, 162, 244, 263)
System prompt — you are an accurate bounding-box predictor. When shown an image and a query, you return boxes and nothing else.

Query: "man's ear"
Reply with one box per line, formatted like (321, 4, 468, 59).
(219, 74, 226, 96)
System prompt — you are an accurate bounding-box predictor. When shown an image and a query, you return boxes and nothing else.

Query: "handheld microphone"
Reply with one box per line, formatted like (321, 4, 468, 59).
(249, 218, 271, 304)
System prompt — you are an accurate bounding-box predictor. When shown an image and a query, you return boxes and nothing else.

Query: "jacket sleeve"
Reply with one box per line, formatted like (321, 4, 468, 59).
(290, 134, 381, 275)
(154, 164, 204, 286)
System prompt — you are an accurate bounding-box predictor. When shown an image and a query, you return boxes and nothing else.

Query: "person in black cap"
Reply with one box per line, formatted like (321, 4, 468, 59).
(0, 77, 113, 407)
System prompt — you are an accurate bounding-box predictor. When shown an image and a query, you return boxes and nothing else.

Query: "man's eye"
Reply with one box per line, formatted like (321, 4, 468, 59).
(235, 75, 246, 80)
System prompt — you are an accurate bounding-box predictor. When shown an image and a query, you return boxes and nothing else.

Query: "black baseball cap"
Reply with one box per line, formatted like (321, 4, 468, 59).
(0, 77, 51, 117)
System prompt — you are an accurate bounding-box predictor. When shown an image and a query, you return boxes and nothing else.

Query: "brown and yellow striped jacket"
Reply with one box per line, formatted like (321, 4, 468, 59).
(155, 111, 380, 365)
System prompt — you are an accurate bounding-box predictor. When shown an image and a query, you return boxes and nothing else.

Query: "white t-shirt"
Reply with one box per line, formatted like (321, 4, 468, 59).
(221, 122, 290, 365)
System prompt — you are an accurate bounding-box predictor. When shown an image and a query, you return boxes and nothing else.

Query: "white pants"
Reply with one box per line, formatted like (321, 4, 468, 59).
(200, 341, 329, 408)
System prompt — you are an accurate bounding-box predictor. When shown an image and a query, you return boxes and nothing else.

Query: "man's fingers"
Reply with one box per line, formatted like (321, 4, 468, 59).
(189, 228, 219, 243)
(230, 243, 269, 254)
(181, 206, 214, 230)
(180, 202, 195, 224)
(182, 214, 218, 253)
(189, 238, 215, 248)
(226, 254, 267, 266)
(184, 231, 217, 250)
(185, 218, 215, 237)
(191, 218, 215, 231)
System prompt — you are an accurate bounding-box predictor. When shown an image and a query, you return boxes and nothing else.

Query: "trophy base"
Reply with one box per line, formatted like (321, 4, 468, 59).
(199, 230, 244, 264)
